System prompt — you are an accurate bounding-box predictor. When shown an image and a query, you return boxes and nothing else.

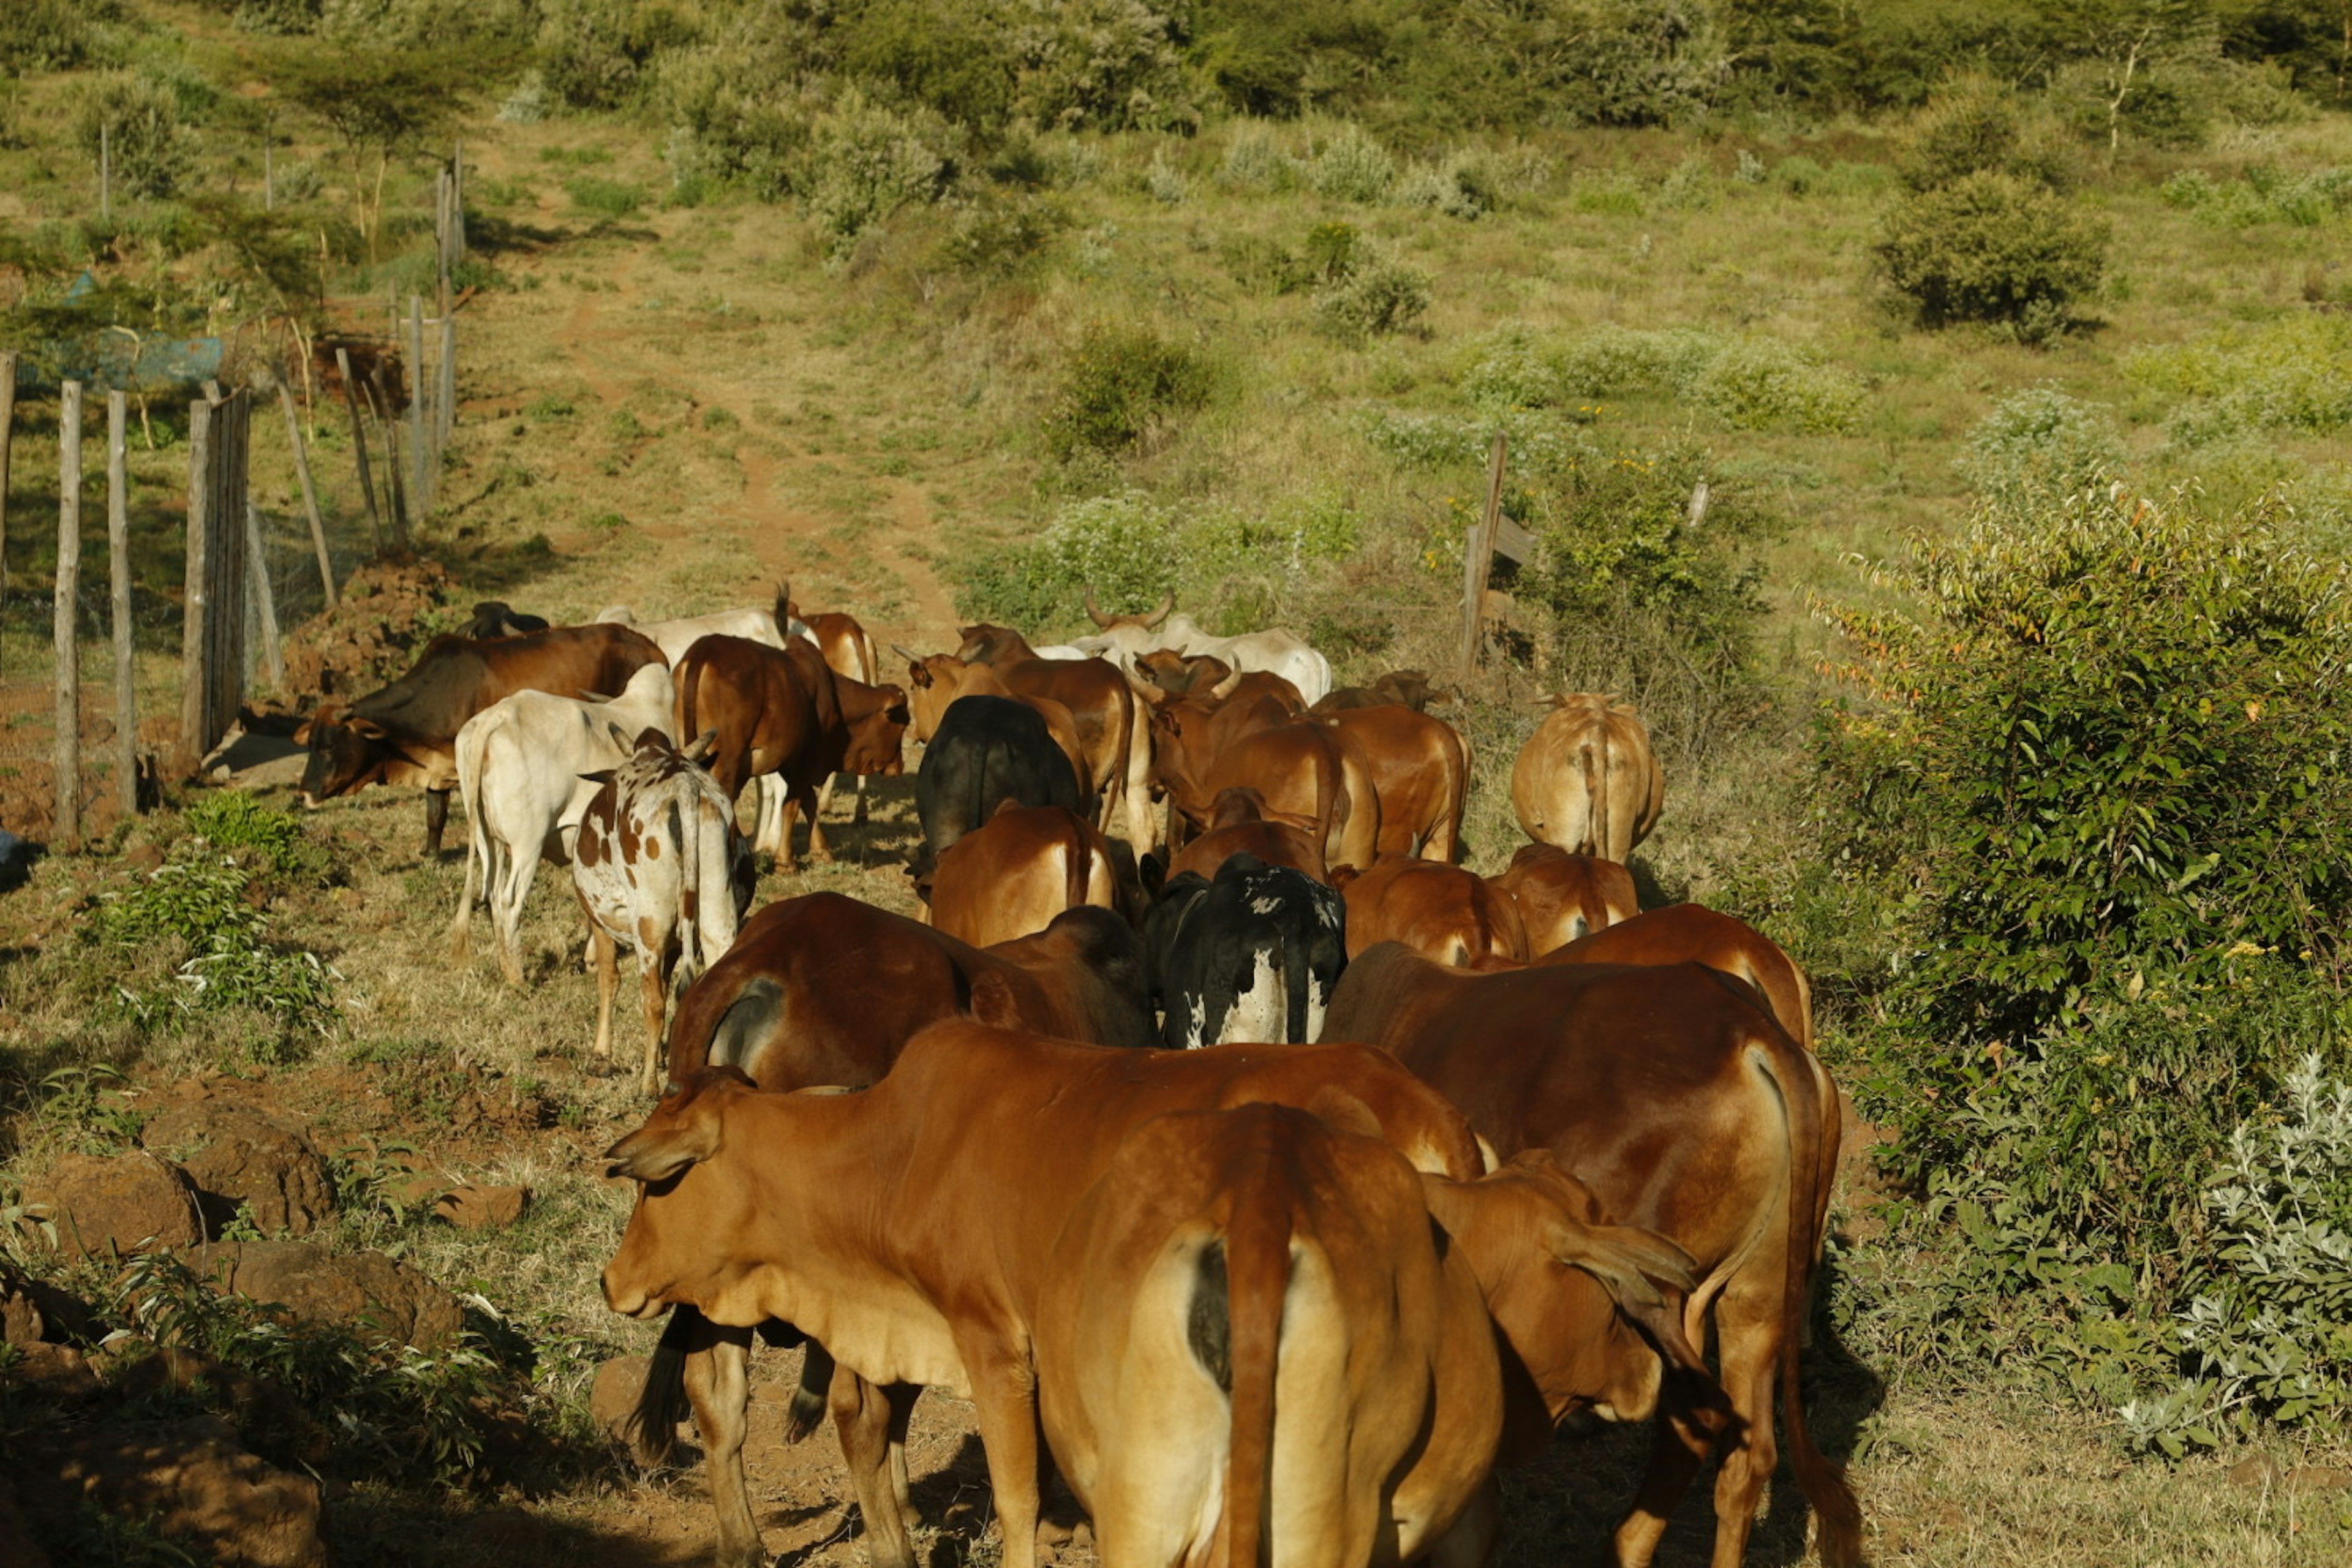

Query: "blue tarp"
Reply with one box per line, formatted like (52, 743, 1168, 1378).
(13, 271, 224, 393)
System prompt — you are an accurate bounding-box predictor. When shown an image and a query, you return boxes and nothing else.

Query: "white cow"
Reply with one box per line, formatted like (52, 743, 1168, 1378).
(594, 589, 806, 662)
(571, 727, 748, 1093)
(447, 663, 676, 985)
(1067, 595, 1332, 704)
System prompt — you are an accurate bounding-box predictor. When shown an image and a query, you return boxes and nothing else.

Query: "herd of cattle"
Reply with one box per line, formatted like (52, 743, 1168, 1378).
(288, 587, 1861, 1568)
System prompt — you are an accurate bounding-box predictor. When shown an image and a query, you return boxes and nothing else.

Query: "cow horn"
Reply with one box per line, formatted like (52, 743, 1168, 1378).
(1143, 590, 1175, 628)
(1206, 666, 1244, 702)
(685, 728, 719, 763)
(1084, 587, 1113, 628)
(890, 643, 922, 663)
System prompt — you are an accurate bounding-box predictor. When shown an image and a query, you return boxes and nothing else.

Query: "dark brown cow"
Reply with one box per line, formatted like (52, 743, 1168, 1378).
(1129, 651, 1311, 717)
(900, 654, 1088, 804)
(1312, 669, 1436, 714)
(1036, 1105, 1700, 1568)
(790, 600, 884, 825)
(1163, 785, 1328, 884)
(1320, 948, 1861, 1568)
(956, 624, 1151, 848)
(296, 622, 665, 857)
(927, 803, 1126, 948)
(1321, 704, 1468, 861)
(1541, 903, 1814, 1049)
(673, 635, 908, 869)
(1333, 857, 1528, 967)
(603, 1027, 1488, 1568)
(1488, 841, 1638, 956)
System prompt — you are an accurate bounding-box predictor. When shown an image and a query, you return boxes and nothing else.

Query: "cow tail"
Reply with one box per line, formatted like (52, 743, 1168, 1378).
(676, 652, 704, 750)
(1581, 733, 1611, 862)
(1206, 1194, 1291, 1568)
(448, 718, 492, 959)
(1281, 925, 1313, 1045)
(1746, 1030, 1862, 1568)
(625, 1306, 697, 1468)
(1064, 816, 1091, 916)
(674, 794, 704, 989)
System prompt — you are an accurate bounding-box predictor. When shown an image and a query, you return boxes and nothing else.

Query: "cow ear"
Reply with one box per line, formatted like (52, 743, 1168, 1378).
(607, 722, 636, 754)
(293, 719, 314, 745)
(603, 1107, 720, 1182)
(349, 717, 388, 740)
(967, 971, 1025, 1030)
(579, 769, 617, 788)
(1544, 1216, 1707, 1376)
(1329, 864, 1362, 889)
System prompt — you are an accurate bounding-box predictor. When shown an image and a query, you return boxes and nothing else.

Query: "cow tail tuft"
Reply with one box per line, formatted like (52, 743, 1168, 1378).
(1213, 1197, 1289, 1568)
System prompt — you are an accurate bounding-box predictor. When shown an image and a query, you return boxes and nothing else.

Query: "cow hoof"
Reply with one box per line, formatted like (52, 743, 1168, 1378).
(583, 1056, 619, 1079)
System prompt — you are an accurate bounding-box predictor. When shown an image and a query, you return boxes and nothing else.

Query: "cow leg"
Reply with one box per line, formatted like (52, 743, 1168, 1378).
(494, 839, 541, 987)
(636, 924, 670, 1097)
(1614, 1365, 1735, 1568)
(962, 1353, 1044, 1568)
(1701, 1303, 1782, 1568)
(1425, 1477, 1501, 1568)
(682, 1324, 764, 1568)
(589, 925, 619, 1072)
(803, 785, 832, 863)
(853, 772, 870, 824)
(423, 786, 451, 858)
(829, 1365, 919, 1568)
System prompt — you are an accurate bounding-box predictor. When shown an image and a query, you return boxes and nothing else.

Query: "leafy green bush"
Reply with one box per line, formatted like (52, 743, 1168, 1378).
(0, 0, 102, 72)
(1893, 80, 2070, 192)
(1216, 119, 1294, 192)
(938, 192, 1069, 276)
(1873, 171, 2108, 342)
(1468, 323, 1858, 432)
(537, 0, 695, 111)
(2124, 314, 2352, 444)
(1395, 153, 1495, 219)
(1689, 339, 1863, 433)
(1041, 320, 1215, 459)
(183, 792, 323, 880)
(799, 88, 952, 261)
(1954, 385, 2124, 519)
(1303, 122, 1395, 202)
(2121, 1055, 2352, 1453)
(74, 70, 191, 202)
(654, 47, 814, 202)
(565, 175, 646, 218)
(1315, 247, 1431, 339)
(2160, 164, 2352, 227)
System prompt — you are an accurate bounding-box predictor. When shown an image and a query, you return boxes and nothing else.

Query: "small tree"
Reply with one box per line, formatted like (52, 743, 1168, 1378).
(1874, 171, 2109, 342)
(261, 43, 494, 254)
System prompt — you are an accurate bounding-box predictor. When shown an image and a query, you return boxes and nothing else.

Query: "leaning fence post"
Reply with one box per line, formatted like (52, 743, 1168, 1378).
(55, 381, 85, 845)
(369, 369, 411, 548)
(334, 347, 382, 552)
(278, 380, 336, 606)
(406, 295, 429, 515)
(0, 349, 17, 609)
(108, 390, 137, 817)
(180, 396, 214, 774)
(437, 308, 456, 454)
(1458, 432, 1507, 679)
(246, 500, 284, 690)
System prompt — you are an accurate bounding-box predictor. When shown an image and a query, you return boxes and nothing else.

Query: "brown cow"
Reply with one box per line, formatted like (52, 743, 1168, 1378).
(1321, 948, 1862, 1568)
(900, 653, 1088, 805)
(1036, 1104, 1701, 1568)
(1150, 701, 1381, 871)
(1163, 785, 1329, 884)
(296, 622, 666, 857)
(602, 1026, 1489, 1568)
(1322, 704, 1468, 861)
(673, 635, 908, 869)
(1541, 903, 1814, 1049)
(790, 600, 884, 826)
(1488, 841, 1639, 956)
(957, 624, 1152, 850)
(1313, 669, 1436, 714)
(1333, 857, 1528, 967)
(926, 803, 1125, 948)
(1510, 693, 1664, 864)
(1129, 650, 1311, 718)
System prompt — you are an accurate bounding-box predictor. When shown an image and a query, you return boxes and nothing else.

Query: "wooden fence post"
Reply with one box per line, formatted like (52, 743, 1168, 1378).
(437, 309, 456, 453)
(334, 347, 382, 552)
(55, 381, 84, 845)
(108, 390, 137, 818)
(278, 381, 336, 605)
(405, 295, 429, 515)
(180, 396, 214, 772)
(1458, 433, 1507, 679)
(100, 123, 111, 224)
(246, 501, 284, 689)
(179, 389, 251, 771)
(369, 369, 410, 548)
(0, 349, 16, 609)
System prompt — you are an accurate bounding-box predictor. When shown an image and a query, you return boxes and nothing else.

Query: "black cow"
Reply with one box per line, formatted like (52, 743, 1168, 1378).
(296, 623, 665, 858)
(460, 601, 551, 639)
(1144, 852, 1347, 1050)
(911, 694, 1082, 888)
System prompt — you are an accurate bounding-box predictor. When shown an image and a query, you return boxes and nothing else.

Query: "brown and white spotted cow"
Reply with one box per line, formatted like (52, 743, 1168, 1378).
(573, 728, 754, 1093)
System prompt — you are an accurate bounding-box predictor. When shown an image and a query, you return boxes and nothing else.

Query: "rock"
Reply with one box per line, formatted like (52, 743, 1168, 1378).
(2, 1284, 43, 1347)
(2286, 1466, 2352, 1494)
(184, 1240, 464, 1350)
(21, 1417, 328, 1567)
(589, 1354, 652, 1449)
(0, 1477, 48, 1568)
(125, 840, 165, 872)
(10, 1342, 100, 1404)
(434, 1183, 528, 1231)
(110, 1347, 331, 1468)
(142, 1104, 336, 1238)
(2228, 1455, 2277, 1488)
(29, 1152, 205, 1260)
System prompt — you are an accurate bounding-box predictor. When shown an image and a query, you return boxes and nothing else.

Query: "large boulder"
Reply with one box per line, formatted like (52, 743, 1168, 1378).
(19, 1415, 328, 1568)
(184, 1240, 463, 1351)
(29, 1152, 204, 1260)
(142, 1104, 335, 1238)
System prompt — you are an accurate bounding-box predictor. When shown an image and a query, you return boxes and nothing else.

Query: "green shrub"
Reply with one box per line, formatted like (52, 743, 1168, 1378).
(538, 0, 696, 112)
(938, 191, 1068, 276)
(799, 88, 952, 261)
(1689, 339, 1863, 433)
(1216, 119, 1294, 192)
(1041, 320, 1214, 459)
(0, 0, 100, 72)
(1954, 385, 2124, 519)
(74, 70, 191, 202)
(86, 840, 337, 1041)
(183, 792, 322, 880)
(1395, 153, 1494, 219)
(564, 175, 645, 218)
(2124, 314, 2352, 443)
(2120, 1054, 2352, 1453)
(1873, 171, 2108, 341)
(1895, 81, 2068, 193)
(654, 47, 813, 202)
(1303, 123, 1395, 203)
(1314, 247, 1431, 338)
(1462, 325, 1566, 412)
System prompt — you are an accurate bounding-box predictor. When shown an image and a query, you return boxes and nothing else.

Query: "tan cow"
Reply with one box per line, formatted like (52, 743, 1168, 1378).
(1164, 785, 1329, 884)
(1036, 1104, 1701, 1568)
(601, 1027, 1487, 1568)
(1540, 903, 1814, 1049)
(926, 803, 1125, 948)
(1509, 693, 1664, 864)
(1322, 704, 1469, 861)
(1333, 858, 1528, 968)
(1487, 842, 1639, 956)
(790, 600, 884, 826)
